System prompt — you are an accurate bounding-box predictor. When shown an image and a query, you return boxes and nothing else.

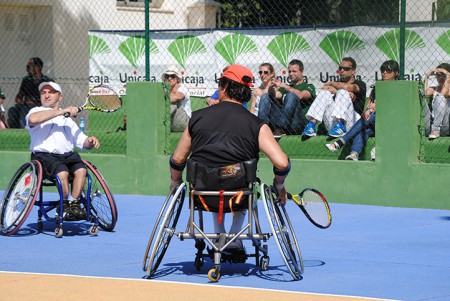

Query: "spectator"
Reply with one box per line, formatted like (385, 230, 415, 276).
(26, 81, 100, 220)
(325, 60, 399, 161)
(424, 63, 450, 139)
(258, 59, 316, 136)
(162, 65, 192, 132)
(250, 63, 276, 116)
(170, 64, 291, 254)
(302, 57, 367, 138)
(10, 57, 53, 128)
(206, 66, 230, 107)
(0, 86, 7, 129)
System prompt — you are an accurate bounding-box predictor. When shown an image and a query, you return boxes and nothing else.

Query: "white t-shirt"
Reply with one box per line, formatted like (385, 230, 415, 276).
(176, 85, 192, 117)
(26, 106, 88, 154)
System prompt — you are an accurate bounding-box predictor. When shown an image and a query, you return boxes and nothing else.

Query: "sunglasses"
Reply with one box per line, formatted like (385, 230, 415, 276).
(164, 74, 176, 80)
(338, 66, 352, 71)
(242, 75, 252, 84)
(380, 66, 395, 73)
(259, 70, 270, 75)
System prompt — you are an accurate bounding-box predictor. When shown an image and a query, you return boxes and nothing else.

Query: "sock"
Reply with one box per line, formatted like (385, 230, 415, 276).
(337, 139, 345, 147)
(212, 212, 226, 233)
(229, 211, 246, 234)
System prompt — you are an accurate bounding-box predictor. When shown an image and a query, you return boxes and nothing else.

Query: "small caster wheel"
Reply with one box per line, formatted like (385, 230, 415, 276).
(260, 256, 270, 271)
(55, 227, 63, 238)
(89, 226, 99, 236)
(37, 221, 43, 231)
(194, 256, 204, 271)
(208, 268, 220, 282)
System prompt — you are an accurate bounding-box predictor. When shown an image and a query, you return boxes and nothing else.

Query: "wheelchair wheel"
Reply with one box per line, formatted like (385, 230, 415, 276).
(262, 183, 303, 280)
(0, 161, 42, 236)
(82, 160, 118, 231)
(143, 183, 186, 278)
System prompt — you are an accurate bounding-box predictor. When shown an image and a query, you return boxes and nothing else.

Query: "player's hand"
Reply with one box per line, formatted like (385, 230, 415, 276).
(273, 181, 287, 206)
(87, 136, 100, 149)
(170, 178, 183, 192)
(63, 106, 79, 117)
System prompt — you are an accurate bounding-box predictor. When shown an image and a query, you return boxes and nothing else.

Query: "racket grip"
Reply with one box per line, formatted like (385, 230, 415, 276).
(63, 107, 82, 118)
(287, 192, 293, 199)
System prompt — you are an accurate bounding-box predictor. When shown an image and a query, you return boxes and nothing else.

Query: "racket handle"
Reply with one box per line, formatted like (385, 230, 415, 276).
(287, 192, 293, 199)
(63, 107, 82, 118)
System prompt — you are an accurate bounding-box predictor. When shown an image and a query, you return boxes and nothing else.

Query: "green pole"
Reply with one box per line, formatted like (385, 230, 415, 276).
(399, 0, 406, 79)
(145, 0, 150, 81)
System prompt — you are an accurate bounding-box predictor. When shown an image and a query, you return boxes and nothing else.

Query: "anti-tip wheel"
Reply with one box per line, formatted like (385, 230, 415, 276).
(55, 227, 63, 238)
(207, 268, 220, 282)
(260, 256, 270, 271)
(89, 225, 99, 236)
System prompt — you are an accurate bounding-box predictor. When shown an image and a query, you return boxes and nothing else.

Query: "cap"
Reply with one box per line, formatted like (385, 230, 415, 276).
(38, 82, 62, 93)
(162, 65, 181, 80)
(219, 64, 253, 87)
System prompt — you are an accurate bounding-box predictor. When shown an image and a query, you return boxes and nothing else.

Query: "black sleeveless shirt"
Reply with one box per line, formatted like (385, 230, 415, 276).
(188, 101, 265, 167)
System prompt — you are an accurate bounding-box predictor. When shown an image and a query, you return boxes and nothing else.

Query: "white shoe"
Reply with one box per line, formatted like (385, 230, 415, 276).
(370, 147, 376, 161)
(325, 142, 340, 152)
(429, 130, 440, 139)
(345, 152, 358, 161)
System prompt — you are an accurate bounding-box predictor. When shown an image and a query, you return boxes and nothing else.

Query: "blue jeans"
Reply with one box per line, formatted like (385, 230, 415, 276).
(258, 92, 304, 134)
(341, 113, 375, 154)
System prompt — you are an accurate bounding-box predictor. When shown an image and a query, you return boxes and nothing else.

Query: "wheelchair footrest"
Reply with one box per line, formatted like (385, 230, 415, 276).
(206, 246, 248, 264)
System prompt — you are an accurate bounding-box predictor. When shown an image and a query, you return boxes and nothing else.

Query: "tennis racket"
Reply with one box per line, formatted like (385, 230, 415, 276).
(288, 188, 332, 229)
(64, 85, 122, 117)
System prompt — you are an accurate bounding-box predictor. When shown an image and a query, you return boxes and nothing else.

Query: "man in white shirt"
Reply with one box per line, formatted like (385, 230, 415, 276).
(26, 81, 100, 219)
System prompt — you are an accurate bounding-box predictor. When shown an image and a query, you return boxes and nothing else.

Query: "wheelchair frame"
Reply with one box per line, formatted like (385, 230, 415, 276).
(0, 159, 118, 237)
(142, 180, 303, 282)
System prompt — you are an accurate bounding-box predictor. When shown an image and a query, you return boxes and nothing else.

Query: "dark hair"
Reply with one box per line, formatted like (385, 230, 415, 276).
(218, 77, 252, 103)
(31, 57, 43, 69)
(342, 57, 357, 69)
(381, 60, 399, 72)
(288, 59, 304, 71)
(437, 63, 450, 73)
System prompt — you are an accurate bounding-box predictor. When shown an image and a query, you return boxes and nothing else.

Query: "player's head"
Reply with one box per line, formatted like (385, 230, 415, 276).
(38, 81, 62, 108)
(218, 64, 253, 103)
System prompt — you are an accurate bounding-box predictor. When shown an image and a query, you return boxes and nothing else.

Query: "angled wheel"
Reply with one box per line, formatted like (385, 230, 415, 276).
(82, 160, 118, 231)
(142, 183, 186, 278)
(0, 161, 42, 236)
(262, 183, 303, 280)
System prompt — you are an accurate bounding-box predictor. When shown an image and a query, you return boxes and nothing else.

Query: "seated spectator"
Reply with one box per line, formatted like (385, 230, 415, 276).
(258, 59, 316, 136)
(206, 66, 230, 107)
(250, 63, 276, 116)
(0, 86, 6, 129)
(325, 60, 399, 161)
(162, 66, 192, 132)
(424, 63, 450, 139)
(302, 57, 367, 138)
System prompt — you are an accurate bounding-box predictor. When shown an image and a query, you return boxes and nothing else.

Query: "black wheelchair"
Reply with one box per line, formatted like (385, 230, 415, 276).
(0, 159, 118, 237)
(143, 159, 303, 282)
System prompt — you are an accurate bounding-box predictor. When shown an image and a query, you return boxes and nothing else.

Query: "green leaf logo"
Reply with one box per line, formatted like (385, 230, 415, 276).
(267, 32, 311, 68)
(319, 30, 365, 65)
(375, 29, 425, 61)
(436, 29, 450, 55)
(167, 35, 207, 68)
(214, 33, 258, 65)
(88, 35, 111, 58)
(119, 36, 158, 68)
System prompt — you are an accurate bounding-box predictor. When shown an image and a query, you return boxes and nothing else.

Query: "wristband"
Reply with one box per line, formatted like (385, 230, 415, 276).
(169, 154, 186, 171)
(273, 159, 291, 176)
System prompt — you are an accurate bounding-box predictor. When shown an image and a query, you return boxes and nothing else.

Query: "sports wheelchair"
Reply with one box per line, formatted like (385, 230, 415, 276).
(0, 159, 118, 237)
(143, 159, 303, 282)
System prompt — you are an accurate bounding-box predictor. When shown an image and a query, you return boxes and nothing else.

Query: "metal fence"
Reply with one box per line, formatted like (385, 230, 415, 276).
(0, 0, 448, 162)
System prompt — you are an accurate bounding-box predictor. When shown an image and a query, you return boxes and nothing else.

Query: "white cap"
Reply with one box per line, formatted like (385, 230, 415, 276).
(161, 65, 181, 80)
(38, 82, 62, 93)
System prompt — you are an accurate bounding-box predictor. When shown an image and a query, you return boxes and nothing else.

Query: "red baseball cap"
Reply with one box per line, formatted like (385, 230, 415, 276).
(219, 64, 254, 87)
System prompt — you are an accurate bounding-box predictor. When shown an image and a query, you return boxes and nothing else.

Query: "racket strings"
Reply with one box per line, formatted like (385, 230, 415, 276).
(89, 94, 121, 110)
(301, 190, 329, 227)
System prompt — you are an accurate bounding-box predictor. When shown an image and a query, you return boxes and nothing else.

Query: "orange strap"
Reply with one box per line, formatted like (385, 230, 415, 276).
(192, 190, 210, 212)
(228, 190, 244, 217)
(218, 190, 225, 224)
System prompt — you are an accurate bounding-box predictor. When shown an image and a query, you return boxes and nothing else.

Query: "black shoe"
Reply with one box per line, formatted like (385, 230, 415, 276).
(56, 202, 77, 221)
(70, 201, 87, 220)
(224, 239, 245, 255)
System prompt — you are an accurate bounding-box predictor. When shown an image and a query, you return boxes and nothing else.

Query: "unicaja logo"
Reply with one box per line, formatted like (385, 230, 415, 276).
(267, 32, 311, 69)
(168, 35, 207, 68)
(119, 36, 159, 68)
(319, 30, 365, 65)
(436, 29, 450, 54)
(375, 29, 425, 61)
(214, 33, 258, 65)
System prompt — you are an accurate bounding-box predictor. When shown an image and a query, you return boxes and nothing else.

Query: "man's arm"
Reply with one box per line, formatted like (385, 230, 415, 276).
(170, 127, 192, 190)
(83, 136, 100, 149)
(27, 106, 79, 126)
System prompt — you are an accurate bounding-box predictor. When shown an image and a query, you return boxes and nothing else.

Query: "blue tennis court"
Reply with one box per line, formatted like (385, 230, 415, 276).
(1, 192, 449, 300)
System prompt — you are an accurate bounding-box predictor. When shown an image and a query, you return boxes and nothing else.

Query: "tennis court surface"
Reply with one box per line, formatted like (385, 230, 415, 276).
(1, 192, 449, 301)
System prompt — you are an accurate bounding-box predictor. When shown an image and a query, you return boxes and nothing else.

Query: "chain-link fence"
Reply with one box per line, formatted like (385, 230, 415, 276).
(0, 0, 449, 162)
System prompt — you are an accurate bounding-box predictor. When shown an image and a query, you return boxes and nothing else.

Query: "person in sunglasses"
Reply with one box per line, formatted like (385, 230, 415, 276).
(169, 64, 291, 254)
(325, 60, 399, 161)
(162, 65, 192, 132)
(258, 59, 316, 137)
(302, 57, 367, 138)
(250, 63, 276, 116)
(424, 63, 450, 139)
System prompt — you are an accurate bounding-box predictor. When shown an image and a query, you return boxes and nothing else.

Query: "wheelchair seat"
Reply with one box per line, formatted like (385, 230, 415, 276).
(143, 158, 303, 282)
(0, 159, 118, 237)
